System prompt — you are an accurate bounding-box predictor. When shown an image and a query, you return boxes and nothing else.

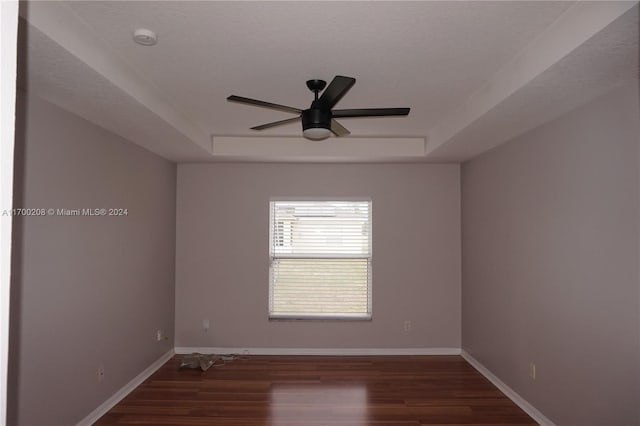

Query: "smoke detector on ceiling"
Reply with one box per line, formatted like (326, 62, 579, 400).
(133, 28, 157, 46)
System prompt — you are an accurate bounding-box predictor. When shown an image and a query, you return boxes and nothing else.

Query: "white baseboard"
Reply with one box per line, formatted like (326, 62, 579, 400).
(76, 349, 175, 426)
(461, 350, 555, 426)
(174, 347, 461, 356)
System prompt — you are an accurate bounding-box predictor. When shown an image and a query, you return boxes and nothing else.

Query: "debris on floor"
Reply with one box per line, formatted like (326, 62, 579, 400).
(178, 353, 238, 371)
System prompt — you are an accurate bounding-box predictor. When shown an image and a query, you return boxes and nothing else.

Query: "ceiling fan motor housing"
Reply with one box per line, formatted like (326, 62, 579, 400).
(302, 108, 331, 131)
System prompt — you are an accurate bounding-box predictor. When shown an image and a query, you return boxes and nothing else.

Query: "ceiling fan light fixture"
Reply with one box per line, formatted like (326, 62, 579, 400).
(301, 108, 331, 140)
(303, 127, 331, 140)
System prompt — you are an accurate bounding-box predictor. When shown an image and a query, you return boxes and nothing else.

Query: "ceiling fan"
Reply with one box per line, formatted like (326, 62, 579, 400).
(227, 75, 410, 140)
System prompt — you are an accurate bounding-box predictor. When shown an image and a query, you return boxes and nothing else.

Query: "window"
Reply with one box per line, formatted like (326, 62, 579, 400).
(269, 200, 372, 319)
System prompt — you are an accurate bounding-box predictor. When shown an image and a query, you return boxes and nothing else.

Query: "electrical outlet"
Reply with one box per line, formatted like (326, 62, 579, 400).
(529, 362, 536, 380)
(403, 320, 411, 333)
(97, 364, 105, 383)
(156, 330, 163, 341)
(202, 319, 210, 331)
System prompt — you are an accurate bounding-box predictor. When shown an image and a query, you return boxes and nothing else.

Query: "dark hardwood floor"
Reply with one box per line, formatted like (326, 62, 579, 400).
(95, 355, 536, 425)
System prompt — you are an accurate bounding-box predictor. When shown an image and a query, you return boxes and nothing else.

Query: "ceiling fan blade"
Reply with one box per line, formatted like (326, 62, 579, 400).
(227, 95, 302, 114)
(251, 116, 301, 130)
(330, 119, 350, 137)
(317, 76, 356, 109)
(332, 108, 410, 118)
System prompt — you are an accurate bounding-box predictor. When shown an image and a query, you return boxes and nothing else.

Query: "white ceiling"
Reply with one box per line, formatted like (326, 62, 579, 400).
(18, 1, 639, 163)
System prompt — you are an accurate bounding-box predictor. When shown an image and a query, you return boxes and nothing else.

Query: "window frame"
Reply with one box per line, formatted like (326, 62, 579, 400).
(268, 197, 372, 321)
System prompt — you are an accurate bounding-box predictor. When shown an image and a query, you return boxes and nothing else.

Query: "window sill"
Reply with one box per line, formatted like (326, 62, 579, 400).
(269, 314, 372, 321)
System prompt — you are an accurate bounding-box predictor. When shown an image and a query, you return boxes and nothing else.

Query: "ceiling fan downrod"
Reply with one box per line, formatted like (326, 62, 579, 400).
(306, 79, 327, 102)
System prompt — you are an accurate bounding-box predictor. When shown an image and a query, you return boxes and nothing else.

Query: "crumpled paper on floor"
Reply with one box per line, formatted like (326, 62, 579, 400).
(178, 353, 219, 371)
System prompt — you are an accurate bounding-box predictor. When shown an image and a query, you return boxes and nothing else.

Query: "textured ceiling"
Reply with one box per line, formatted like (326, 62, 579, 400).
(18, 1, 639, 162)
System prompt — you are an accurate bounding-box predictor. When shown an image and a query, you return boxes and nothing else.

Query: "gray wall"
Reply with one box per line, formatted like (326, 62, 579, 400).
(175, 163, 461, 349)
(8, 93, 176, 426)
(461, 82, 640, 425)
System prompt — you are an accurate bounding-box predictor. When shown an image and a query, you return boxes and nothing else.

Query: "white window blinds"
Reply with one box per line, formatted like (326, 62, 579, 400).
(269, 200, 372, 319)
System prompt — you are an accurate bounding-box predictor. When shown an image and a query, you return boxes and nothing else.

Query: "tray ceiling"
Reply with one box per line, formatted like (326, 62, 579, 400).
(18, 1, 639, 162)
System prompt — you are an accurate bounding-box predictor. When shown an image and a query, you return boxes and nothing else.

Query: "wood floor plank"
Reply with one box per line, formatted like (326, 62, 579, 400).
(95, 355, 536, 425)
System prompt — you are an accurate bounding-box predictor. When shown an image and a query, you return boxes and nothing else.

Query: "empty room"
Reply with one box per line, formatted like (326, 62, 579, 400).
(1, 1, 639, 425)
